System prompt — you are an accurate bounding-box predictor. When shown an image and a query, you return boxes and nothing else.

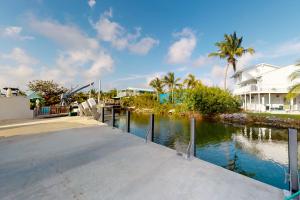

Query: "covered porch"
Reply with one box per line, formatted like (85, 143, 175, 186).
(241, 93, 300, 112)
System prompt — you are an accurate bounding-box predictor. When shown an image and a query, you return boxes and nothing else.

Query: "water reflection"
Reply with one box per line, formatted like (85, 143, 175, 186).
(115, 113, 295, 189)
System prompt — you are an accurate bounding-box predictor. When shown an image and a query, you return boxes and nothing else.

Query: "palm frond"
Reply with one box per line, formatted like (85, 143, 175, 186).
(288, 83, 300, 98)
(289, 70, 300, 81)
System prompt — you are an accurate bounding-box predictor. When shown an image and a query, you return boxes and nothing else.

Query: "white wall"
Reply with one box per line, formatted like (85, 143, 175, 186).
(260, 65, 297, 90)
(0, 96, 33, 120)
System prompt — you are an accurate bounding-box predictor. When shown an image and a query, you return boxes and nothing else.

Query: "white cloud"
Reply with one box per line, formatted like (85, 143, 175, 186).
(0, 48, 37, 89)
(29, 17, 99, 50)
(199, 65, 235, 89)
(88, 0, 96, 8)
(176, 66, 187, 72)
(167, 28, 196, 64)
(28, 16, 114, 84)
(109, 71, 165, 89)
(269, 38, 300, 58)
(236, 52, 263, 70)
(1, 47, 38, 65)
(1, 26, 34, 40)
(92, 8, 158, 55)
(129, 37, 159, 55)
(84, 52, 114, 79)
(193, 55, 214, 67)
(211, 65, 224, 78)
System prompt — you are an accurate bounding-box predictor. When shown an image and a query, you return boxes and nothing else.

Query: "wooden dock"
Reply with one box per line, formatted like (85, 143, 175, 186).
(0, 124, 284, 200)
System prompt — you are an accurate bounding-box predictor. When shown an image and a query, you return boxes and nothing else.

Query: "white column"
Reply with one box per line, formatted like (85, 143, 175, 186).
(258, 92, 261, 112)
(268, 93, 271, 111)
(244, 94, 247, 110)
(249, 93, 252, 110)
(262, 96, 265, 111)
(291, 98, 294, 111)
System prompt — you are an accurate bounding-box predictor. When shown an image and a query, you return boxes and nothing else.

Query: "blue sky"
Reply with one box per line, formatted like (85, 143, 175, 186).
(0, 0, 300, 91)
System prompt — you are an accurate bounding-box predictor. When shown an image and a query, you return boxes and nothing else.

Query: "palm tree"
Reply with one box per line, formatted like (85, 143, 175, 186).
(287, 60, 300, 97)
(183, 74, 199, 89)
(149, 77, 164, 101)
(163, 72, 180, 103)
(209, 32, 255, 89)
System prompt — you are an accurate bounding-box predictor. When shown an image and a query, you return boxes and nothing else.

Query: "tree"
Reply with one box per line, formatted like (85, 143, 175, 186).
(209, 32, 255, 89)
(149, 77, 164, 101)
(183, 74, 200, 89)
(163, 72, 180, 103)
(102, 89, 117, 99)
(28, 80, 68, 106)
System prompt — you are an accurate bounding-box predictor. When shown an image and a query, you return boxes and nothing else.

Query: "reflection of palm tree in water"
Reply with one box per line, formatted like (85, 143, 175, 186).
(225, 126, 256, 178)
(226, 152, 256, 178)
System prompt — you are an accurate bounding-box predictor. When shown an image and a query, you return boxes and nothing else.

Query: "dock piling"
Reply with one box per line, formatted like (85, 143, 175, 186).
(288, 128, 299, 198)
(112, 107, 115, 127)
(101, 107, 105, 123)
(149, 114, 154, 142)
(126, 110, 130, 133)
(189, 118, 196, 157)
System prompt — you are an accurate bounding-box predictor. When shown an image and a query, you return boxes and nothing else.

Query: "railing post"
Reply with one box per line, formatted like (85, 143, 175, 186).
(288, 128, 299, 197)
(126, 110, 130, 133)
(190, 118, 196, 157)
(112, 107, 115, 127)
(149, 114, 154, 142)
(101, 107, 105, 123)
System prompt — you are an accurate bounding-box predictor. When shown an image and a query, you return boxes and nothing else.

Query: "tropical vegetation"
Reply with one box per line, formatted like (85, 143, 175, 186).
(287, 61, 300, 98)
(209, 32, 255, 89)
(163, 72, 181, 103)
(28, 80, 68, 106)
(149, 77, 164, 101)
(143, 72, 241, 116)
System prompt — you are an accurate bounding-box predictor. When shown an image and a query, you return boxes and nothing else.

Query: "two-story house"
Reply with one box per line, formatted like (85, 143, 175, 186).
(232, 63, 300, 112)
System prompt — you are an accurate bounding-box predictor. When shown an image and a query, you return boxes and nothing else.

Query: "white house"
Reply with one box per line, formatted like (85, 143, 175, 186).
(116, 87, 154, 98)
(232, 63, 300, 112)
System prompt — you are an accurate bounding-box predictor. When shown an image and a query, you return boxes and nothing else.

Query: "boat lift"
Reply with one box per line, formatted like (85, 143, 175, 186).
(60, 82, 94, 106)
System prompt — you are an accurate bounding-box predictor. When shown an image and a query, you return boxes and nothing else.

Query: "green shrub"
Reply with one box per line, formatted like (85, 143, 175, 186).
(183, 85, 240, 116)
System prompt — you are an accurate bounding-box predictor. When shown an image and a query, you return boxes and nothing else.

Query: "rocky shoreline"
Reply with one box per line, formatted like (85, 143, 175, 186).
(218, 113, 300, 129)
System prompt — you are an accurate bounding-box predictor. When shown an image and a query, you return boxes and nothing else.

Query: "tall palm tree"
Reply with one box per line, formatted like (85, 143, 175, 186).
(209, 32, 255, 89)
(163, 72, 180, 103)
(183, 74, 199, 89)
(149, 77, 164, 101)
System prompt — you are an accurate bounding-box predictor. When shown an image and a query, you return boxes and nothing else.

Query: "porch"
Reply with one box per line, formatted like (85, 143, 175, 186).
(240, 93, 300, 113)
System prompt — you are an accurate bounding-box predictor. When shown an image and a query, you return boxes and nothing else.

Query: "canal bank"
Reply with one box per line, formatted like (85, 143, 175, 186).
(0, 124, 283, 200)
(218, 112, 300, 129)
(113, 112, 296, 190)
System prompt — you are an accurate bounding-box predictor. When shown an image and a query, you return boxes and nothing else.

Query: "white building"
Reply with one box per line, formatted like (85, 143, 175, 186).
(116, 87, 154, 98)
(232, 63, 300, 112)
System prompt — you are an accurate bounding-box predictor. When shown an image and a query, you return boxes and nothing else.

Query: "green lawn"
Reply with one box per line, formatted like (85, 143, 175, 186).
(248, 112, 300, 120)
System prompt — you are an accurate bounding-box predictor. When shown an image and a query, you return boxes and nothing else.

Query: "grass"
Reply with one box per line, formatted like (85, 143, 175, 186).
(247, 112, 300, 120)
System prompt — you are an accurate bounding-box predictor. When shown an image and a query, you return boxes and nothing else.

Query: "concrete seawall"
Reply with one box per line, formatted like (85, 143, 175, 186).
(0, 124, 284, 200)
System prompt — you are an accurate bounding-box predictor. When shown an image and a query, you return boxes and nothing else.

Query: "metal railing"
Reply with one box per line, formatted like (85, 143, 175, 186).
(35, 106, 69, 116)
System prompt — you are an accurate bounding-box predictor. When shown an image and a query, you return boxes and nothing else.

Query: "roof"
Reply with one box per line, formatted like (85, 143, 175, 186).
(27, 92, 42, 100)
(2, 87, 19, 91)
(231, 63, 280, 78)
(123, 87, 154, 92)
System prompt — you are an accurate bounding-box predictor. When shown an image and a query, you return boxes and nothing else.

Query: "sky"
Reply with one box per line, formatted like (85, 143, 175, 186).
(0, 0, 300, 91)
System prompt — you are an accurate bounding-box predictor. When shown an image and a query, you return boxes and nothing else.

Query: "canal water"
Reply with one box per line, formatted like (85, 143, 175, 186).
(112, 112, 298, 190)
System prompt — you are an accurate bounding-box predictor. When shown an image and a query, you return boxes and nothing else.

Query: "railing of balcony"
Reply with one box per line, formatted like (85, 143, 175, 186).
(234, 84, 289, 94)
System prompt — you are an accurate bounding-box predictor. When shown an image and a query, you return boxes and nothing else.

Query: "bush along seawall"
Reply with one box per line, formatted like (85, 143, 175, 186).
(120, 75, 300, 129)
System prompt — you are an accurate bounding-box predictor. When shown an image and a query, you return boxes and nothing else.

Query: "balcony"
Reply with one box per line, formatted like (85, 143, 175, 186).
(233, 84, 289, 95)
(233, 84, 258, 94)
